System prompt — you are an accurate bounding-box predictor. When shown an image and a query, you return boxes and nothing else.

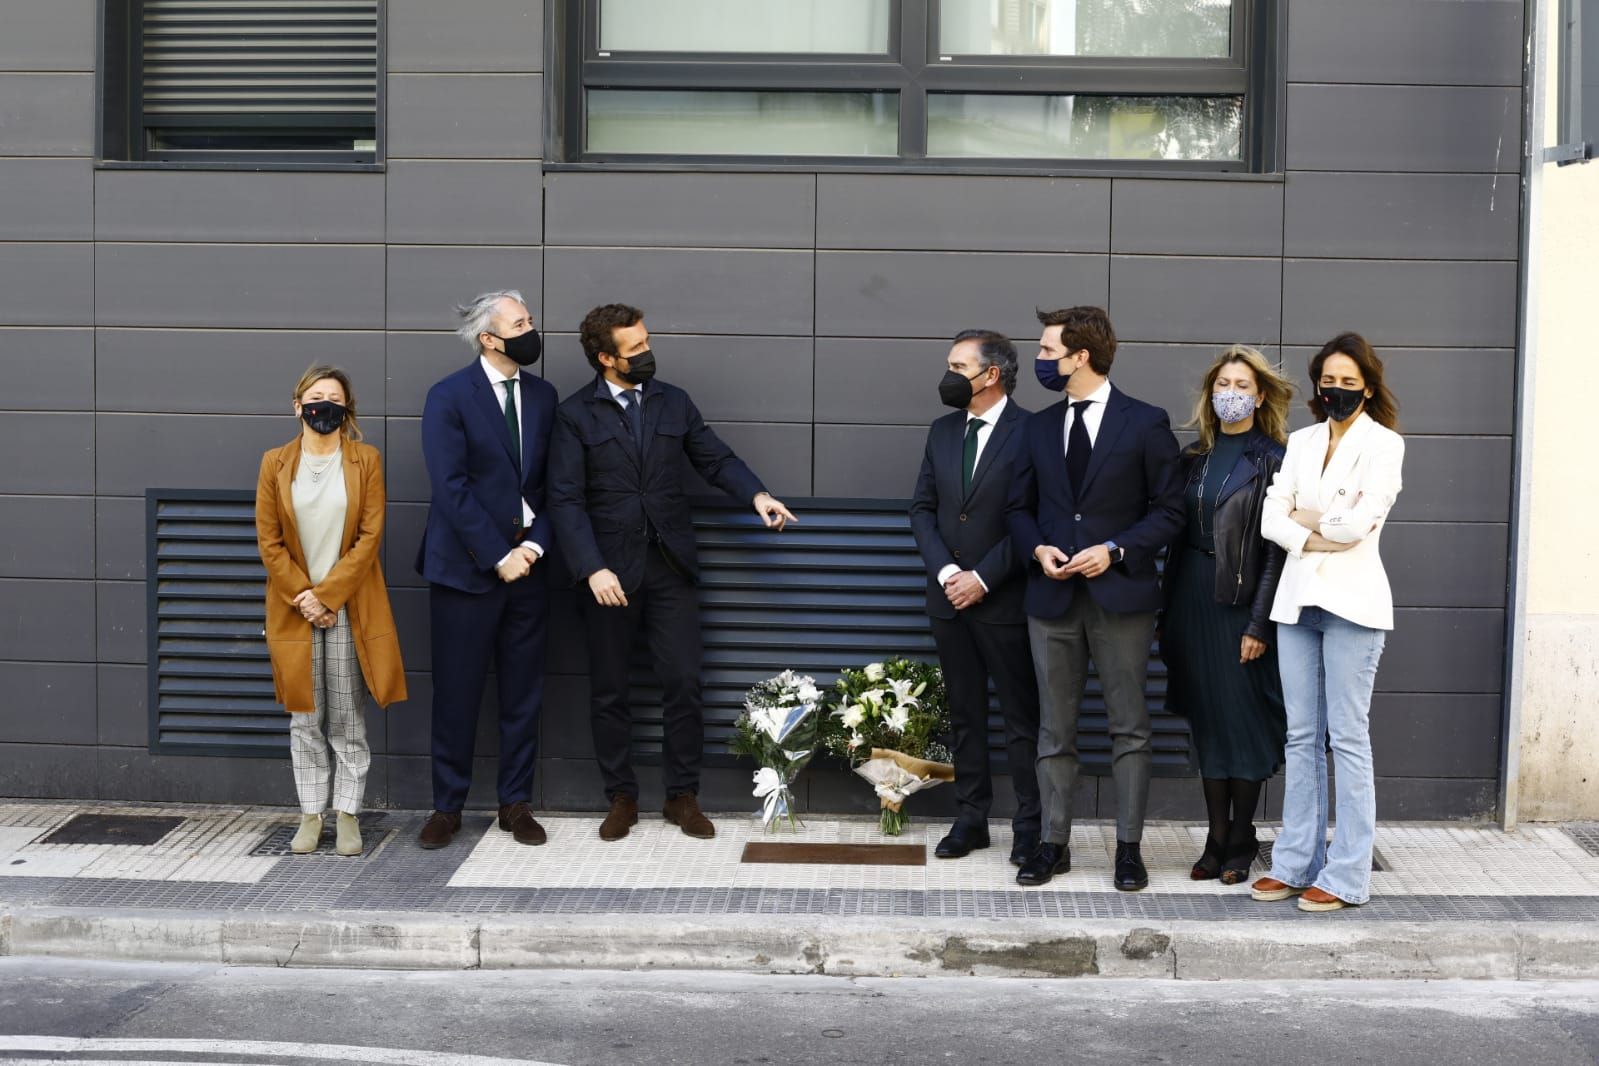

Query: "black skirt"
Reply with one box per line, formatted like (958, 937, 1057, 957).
(1164, 546, 1286, 781)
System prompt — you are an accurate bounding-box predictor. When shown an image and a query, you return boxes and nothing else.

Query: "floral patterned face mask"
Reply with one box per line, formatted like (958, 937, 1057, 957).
(1210, 389, 1257, 425)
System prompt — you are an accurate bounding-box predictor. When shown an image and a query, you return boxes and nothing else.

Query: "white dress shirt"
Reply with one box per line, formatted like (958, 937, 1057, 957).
(936, 395, 1010, 591)
(1062, 378, 1112, 458)
(480, 355, 544, 566)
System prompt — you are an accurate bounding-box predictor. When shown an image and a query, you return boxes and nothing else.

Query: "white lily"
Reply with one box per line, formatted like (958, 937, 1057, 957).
(864, 662, 886, 682)
(840, 704, 866, 729)
(885, 704, 911, 733)
(887, 678, 920, 707)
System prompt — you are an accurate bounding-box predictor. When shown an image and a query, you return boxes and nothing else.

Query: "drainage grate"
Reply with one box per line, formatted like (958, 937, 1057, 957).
(39, 814, 186, 846)
(250, 812, 391, 858)
(1566, 825, 1599, 858)
(1259, 840, 1386, 873)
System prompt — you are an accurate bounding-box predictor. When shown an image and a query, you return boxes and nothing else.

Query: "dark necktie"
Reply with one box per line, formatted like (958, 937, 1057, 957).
(962, 418, 983, 495)
(1067, 399, 1093, 497)
(621, 388, 643, 451)
(501, 379, 520, 472)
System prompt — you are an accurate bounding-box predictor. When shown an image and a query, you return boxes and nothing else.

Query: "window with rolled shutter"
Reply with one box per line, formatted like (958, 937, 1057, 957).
(120, 0, 381, 164)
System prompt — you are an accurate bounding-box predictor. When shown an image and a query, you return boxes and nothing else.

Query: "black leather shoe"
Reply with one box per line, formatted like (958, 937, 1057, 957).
(1009, 830, 1040, 867)
(934, 822, 991, 859)
(1114, 840, 1149, 891)
(1015, 842, 1071, 886)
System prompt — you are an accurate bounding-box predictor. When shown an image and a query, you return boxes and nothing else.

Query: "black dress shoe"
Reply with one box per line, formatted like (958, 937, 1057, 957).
(934, 822, 991, 859)
(1114, 840, 1149, 892)
(1015, 842, 1071, 886)
(1009, 832, 1040, 867)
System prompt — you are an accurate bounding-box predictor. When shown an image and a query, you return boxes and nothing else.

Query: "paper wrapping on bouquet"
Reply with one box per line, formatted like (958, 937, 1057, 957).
(854, 748, 956, 812)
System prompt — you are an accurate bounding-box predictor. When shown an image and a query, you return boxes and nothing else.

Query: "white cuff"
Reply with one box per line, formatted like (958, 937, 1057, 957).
(936, 564, 960, 586)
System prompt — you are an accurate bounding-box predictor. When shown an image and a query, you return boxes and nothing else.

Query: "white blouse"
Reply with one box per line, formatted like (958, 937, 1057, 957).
(1261, 413, 1405, 631)
(291, 447, 348, 586)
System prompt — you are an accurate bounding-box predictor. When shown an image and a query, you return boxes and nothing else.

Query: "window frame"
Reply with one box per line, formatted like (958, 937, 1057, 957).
(550, 0, 1281, 174)
(98, 0, 387, 173)
(1554, 0, 1597, 164)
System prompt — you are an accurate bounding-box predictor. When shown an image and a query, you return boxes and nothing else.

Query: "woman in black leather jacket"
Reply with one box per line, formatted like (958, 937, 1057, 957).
(1161, 345, 1291, 884)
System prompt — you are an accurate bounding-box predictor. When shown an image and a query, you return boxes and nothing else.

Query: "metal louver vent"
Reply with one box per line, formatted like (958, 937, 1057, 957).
(628, 500, 1191, 777)
(146, 490, 285, 756)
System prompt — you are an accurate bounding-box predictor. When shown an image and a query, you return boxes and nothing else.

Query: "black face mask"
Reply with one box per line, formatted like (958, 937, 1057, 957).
(300, 400, 347, 436)
(490, 328, 542, 366)
(1318, 384, 1366, 423)
(938, 368, 992, 410)
(615, 349, 656, 385)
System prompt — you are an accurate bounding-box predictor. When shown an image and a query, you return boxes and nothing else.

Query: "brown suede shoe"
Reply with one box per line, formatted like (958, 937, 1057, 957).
(663, 793, 716, 839)
(418, 810, 461, 850)
(599, 794, 639, 842)
(497, 802, 547, 846)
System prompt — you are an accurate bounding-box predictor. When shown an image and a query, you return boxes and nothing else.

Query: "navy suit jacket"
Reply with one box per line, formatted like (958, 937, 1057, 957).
(908, 398, 1031, 623)
(547, 375, 766, 593)
(1006, 384, 1184, 618)
(415, 361, 558, 594)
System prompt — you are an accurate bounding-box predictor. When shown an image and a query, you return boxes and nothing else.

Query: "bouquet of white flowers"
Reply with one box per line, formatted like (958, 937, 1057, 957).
(729, 670, 822, 831)
(818, 658, 953, 835)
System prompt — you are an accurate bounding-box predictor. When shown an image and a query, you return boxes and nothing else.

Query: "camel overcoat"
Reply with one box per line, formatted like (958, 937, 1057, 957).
(255, 436, 407, 713)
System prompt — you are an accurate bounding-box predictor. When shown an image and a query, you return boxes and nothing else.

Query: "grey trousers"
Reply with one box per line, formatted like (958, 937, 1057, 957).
(1028, 594, 1158, 845)
(289, 608, 371, 815)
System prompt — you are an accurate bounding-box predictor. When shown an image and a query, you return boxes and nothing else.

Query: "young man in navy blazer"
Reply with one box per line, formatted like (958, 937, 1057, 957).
(415, 290, 557, 850)
(1006, 306, 1184, 891)
(909, 329, 1042, 867)
(548, 303, 797, 842)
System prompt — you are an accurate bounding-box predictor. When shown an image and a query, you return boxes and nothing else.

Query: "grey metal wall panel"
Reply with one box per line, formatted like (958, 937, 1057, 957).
(96, 748, 292, 806)
(1390, 436, 1512, 523)
(815, 251, 1108, 339)
(98, 663, 147, 747)
(0, 662, 95, 743)
(1109, 256, 1282, 345)
(1282, 346, 1515, 436)
(0, 413, 94, 493)
(0, 743, 97, 799)
(1381, 608, 1505, 693)
(382, 417, 427, 503)
(95, 244, 387, 329)
(1286, 85, 1521, 173)
(542, 333, 814, 422)
(386, 246, 543, 330)
(0, 578, 94, 661)
(1110, 179, 1282, 257)
(813, 337, 951, 426)
(0, 495, 94, 579)
(96, 329, 387, 414)
(0, 73, 93, 155)
(1284, 173, 1518, 261)
(95, 496, 145, 581)
(386, 0, 543, 73)
(383, 503, 427, 589)
(546, 173, 816, 249)
(94, 414, 377, 495)
(1383, 523, 1509, 608)
(386, 74, 543, 158)
(96, 580, 145, 664)
(1374, 777, 1496, 820)
(692, 422, 813, 498)
(1281, 259, 1518, 347)
(390, 586, 430, 670)
(94, 171, 385, 244)
(545, 248, 814, 336)
(0, 159, 93, 240)
(0, 328, 94, 409)
(1370, 693, 1501, 778)
(813, 424, 926, 497)
(0, 0, 97, 70)
(1113, 343, 1268, 425)
(816, 175, 1110, 252)
(0, 244, 94, 325)
(385, 332, 466, 416)
(1286, 0, 1522, 87)
(386, 161, 543, 246)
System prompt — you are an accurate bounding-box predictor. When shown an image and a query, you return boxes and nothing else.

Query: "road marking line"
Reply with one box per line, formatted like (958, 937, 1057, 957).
(0, 1038, 565, 1066)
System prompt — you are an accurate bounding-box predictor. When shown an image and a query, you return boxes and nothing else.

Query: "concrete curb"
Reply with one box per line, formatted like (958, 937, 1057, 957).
(4, 906, 1598, 979)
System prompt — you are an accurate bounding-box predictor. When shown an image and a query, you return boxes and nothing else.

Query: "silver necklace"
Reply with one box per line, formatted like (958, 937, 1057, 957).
(1195, 446, 1235, 541)
(303, 449, 339, 483)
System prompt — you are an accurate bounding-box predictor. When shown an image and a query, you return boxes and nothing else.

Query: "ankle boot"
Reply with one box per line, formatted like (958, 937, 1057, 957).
(290, 813, 323, 854)
(335, 812, 363, 856)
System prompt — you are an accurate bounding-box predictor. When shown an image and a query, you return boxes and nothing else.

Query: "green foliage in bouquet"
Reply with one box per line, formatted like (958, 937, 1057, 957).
(818, 657, 951, 766)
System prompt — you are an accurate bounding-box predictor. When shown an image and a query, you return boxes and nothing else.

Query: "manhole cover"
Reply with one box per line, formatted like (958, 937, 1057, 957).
(250, 812, 391, 858)
(1566, 825, 1599, 858)
(39, 814, 185, 846)
(1258, 840, 1385, 873)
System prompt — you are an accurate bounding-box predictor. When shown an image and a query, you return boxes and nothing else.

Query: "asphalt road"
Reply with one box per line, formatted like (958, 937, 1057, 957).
(0, 959, 1596, 1066)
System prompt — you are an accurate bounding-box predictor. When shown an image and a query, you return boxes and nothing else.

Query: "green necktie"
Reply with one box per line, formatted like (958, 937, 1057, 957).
(962, 417, 983, 494)
(501, 379, 520, 471)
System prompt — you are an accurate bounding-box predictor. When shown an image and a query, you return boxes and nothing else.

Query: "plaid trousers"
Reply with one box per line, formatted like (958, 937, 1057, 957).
(289, 608, 371, 815)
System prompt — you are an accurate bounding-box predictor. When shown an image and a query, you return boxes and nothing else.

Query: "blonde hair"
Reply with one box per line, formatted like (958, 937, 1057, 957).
(293, 364, 364, 442)
(1186, 345, 1292, 453)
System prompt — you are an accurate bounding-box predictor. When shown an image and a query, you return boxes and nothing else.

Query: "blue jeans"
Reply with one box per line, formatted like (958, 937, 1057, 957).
(1268, 606, 1386, 904)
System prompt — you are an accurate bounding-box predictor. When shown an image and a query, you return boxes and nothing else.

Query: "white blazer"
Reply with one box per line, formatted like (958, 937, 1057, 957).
(1261, 412, 1405, 631)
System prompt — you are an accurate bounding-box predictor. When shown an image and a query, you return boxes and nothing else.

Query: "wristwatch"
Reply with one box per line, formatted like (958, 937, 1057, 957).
(1105, 540, 1125, 564)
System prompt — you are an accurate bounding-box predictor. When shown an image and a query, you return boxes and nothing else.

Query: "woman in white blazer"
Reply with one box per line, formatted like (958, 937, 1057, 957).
(1250, 332, 1403, 912)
